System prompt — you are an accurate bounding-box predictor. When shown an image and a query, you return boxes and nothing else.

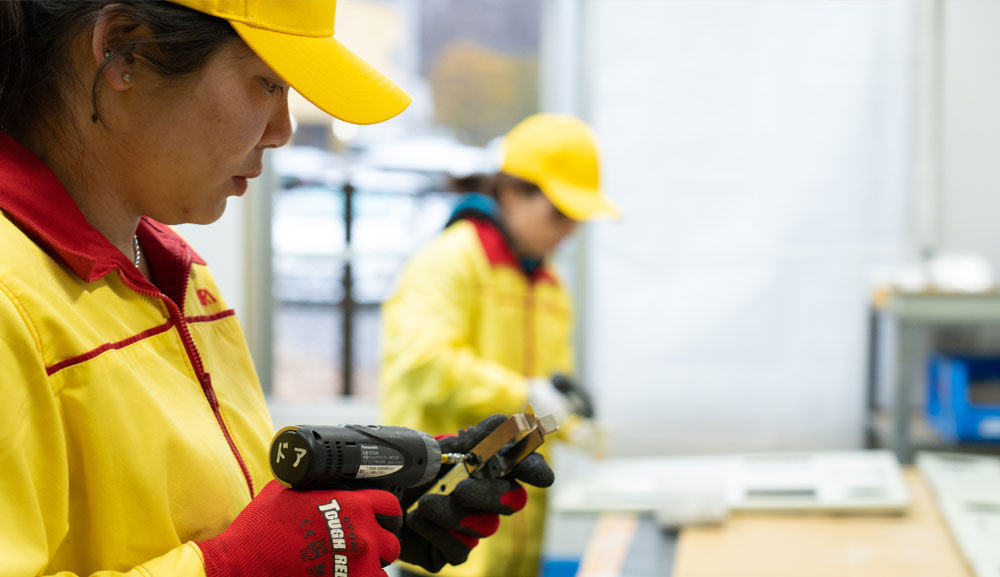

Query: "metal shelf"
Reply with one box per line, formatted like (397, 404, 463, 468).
(880, 293, 1000, 324)
(867, 411, 1000, 457)
(865, 292, 1000, 463)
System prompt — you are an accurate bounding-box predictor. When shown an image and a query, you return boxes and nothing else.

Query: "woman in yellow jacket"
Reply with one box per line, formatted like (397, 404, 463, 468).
(380, 114, 620, 577)
(0, 2, 550, 576)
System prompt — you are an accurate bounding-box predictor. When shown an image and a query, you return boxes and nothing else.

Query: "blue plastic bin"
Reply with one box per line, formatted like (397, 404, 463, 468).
(926, 354, 1000, 442)
(540, 557, 580, 577)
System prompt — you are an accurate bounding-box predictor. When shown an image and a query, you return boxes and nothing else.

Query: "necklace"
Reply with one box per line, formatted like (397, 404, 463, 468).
(133, 234, 142, 268)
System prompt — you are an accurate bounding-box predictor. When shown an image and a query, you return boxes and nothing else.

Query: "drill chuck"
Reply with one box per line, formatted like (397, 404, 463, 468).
(270, 424, 442, 492)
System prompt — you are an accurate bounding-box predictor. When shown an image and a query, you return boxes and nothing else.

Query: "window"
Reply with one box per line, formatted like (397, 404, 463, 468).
(269, 0, 543, 401)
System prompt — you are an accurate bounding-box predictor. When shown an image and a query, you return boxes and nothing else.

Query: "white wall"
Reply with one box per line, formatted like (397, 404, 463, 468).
(938, 0, 1000, 268)
(583, 0, 913, 455)
(175, 197, 248, 319)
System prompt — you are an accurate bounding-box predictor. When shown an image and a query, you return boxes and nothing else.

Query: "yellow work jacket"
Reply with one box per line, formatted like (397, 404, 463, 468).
(380, 216, 575, 577)
(0, 133, 273, 576)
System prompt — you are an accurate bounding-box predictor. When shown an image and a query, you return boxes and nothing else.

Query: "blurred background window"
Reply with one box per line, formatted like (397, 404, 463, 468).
(270, 0, 543, 401)
(171, 0, 1000, 460)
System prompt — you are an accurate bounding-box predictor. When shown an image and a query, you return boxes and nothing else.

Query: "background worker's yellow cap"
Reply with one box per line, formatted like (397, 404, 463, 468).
(500, 114, 620, 221)
(169, 0, 410, 125)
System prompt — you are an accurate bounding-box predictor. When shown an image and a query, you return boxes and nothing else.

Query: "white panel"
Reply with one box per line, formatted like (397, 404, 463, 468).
(941, 0, 1000, 269)
(917, 452, 1000, 576)
(553, 451, 910, 517)
(584, 0, 912, 454)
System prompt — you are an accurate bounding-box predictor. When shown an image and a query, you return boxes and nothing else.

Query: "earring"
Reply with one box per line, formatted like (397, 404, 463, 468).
(104, 48, 112, 59)
(122, 72, 132, 83)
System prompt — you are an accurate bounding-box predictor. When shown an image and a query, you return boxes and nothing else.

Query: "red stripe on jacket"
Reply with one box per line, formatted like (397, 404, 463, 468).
(468, 218, 557, 285)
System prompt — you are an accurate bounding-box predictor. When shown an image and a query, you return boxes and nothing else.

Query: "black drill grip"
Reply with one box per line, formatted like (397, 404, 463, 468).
(269, 424, 442, 496)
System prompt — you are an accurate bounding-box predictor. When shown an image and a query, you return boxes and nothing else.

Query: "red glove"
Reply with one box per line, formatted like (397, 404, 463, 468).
(197, 480, 403, 577)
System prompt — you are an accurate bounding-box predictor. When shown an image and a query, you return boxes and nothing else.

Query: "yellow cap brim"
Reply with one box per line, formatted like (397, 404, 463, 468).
(232, 22, 411, 125)
(542, 179, 622, 222)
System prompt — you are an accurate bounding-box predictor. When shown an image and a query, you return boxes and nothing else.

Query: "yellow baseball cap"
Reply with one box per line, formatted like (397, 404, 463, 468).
(170, 0, 410, 125)
(500, 113, 620, 221)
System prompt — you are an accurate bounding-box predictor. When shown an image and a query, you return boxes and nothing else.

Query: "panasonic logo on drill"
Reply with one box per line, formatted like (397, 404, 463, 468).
(318, 499, 347, 551)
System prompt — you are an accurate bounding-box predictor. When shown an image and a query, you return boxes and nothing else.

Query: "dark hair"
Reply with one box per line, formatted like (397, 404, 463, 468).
(0, 0, 237, 137)
(489, 172, 543, 201)
(447, 172, 542, 200)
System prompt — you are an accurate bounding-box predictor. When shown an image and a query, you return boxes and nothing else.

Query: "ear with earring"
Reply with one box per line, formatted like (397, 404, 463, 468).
(103, 48, 131, 83)
(92, 49, 131, 122)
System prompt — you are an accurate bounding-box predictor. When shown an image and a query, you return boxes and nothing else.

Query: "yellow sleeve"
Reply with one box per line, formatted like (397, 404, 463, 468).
(0, 284, 207, 577)
(379, 227, 529, 432)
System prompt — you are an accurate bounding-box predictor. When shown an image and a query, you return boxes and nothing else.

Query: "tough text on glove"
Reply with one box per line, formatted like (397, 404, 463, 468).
(318, 499, 349, 576)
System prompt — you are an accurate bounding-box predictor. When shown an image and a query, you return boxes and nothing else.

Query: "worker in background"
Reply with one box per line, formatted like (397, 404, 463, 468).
(0, 1, 552, 576)
(380, 113, 620, 577)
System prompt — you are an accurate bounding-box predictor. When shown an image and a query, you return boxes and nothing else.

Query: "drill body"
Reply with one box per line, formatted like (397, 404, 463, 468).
(270, 424, 443, 496)
(270, 410, 556, 502)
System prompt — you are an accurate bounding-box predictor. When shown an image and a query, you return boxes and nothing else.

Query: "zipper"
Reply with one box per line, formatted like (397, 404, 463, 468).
(516, 288, 533, 574)
(524, 287, 535, 378)
(117, 253, 256, 498)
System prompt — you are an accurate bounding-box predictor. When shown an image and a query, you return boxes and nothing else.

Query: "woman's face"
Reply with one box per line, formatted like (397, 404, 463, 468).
(103, 40, 292, 225)
(498, 184, 579, 259)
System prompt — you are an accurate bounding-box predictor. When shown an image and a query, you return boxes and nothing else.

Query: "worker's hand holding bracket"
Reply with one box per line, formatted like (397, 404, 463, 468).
(398, 414, 555, 572)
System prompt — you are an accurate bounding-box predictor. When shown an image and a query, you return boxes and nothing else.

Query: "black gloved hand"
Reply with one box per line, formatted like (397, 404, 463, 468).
(398, 414, 555, 572)
(551, 373, 596, 419)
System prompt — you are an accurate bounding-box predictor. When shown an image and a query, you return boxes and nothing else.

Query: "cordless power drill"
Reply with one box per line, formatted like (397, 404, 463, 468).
(270, 424, 453, 495)
(269, 409, 556, 505)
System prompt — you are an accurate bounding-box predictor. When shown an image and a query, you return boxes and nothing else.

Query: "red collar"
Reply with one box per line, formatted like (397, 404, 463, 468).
(469, 218, 557, 285)
(0, 132, 204, 293)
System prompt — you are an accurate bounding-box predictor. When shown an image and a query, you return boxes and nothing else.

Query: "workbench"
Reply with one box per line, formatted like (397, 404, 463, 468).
(547, 468, 972, 577)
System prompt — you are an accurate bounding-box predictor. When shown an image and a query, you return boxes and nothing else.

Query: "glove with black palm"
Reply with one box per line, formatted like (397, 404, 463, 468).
(398, 414, 555, 572)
